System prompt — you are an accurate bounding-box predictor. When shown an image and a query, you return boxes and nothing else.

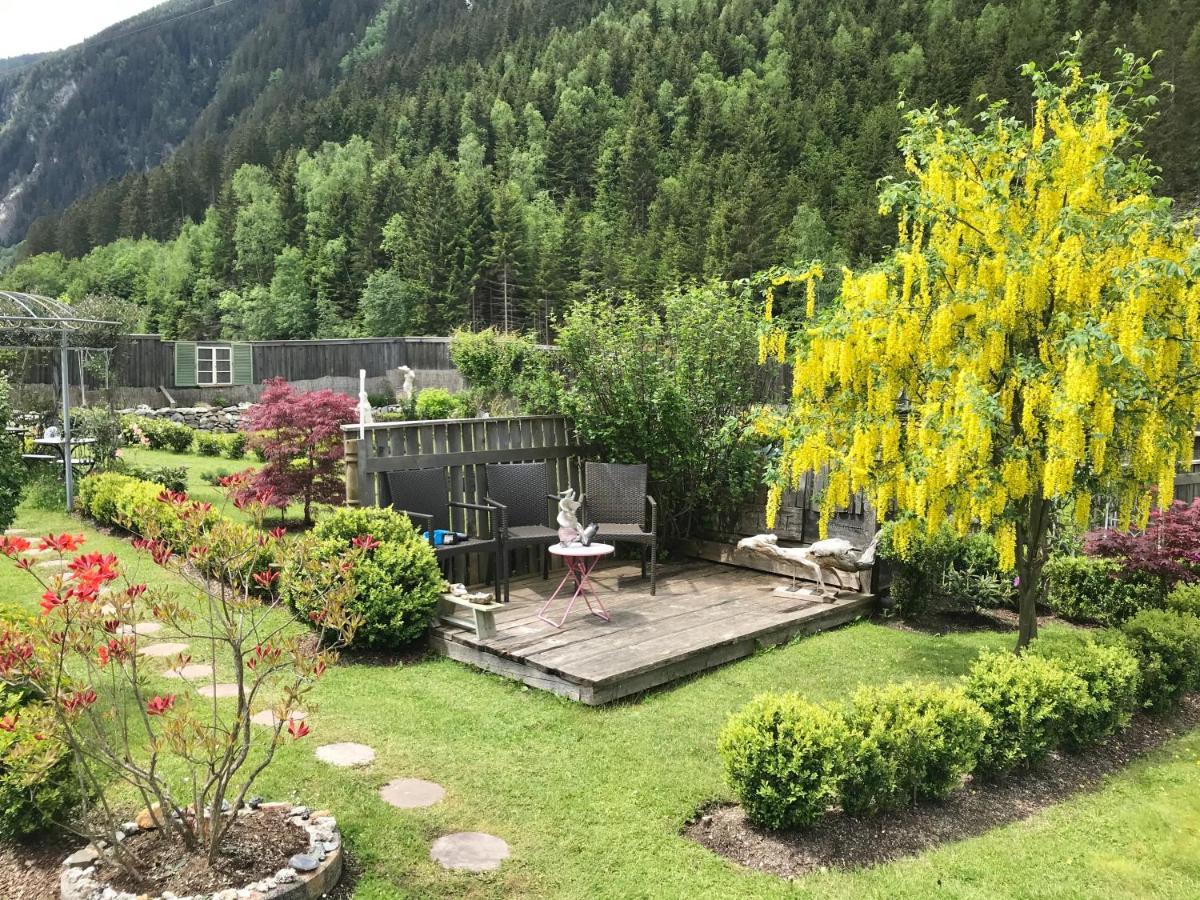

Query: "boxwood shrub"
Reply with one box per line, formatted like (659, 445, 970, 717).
(1042, 554, 1162, 624)
(964, 651, 1089, 779)
(1031, 636, 1141, 748)
(289, 506, 443, 648)
(717, 693, 850, 830)
(840, 683, 989, 816)
(1119, 608, 1200, 710)
(1165, 583, 1200, 617)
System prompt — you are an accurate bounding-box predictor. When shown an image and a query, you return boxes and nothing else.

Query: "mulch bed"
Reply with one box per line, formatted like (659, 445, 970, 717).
(0, 830, 77, 900)
(100, 807, 308, 897)
(687, 695, 1200, 879)
(883, 606, 1065, 636)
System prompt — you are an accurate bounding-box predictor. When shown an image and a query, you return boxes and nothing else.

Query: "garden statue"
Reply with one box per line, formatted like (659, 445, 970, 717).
(397, 365, 416, 402)
(556, 488, 584, 544)
(736, 531, 881, 599)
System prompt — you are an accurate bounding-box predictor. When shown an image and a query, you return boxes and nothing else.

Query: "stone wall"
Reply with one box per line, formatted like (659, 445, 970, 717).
(120, 404, 250, 433)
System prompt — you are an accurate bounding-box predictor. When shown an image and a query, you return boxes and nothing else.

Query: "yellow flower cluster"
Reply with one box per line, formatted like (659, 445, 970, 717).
(767, 60, 1200, 569)
(756, 264, 825, 364)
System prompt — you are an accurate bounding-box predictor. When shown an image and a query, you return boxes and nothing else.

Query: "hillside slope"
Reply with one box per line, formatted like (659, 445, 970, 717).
(0, 0, 384, 244)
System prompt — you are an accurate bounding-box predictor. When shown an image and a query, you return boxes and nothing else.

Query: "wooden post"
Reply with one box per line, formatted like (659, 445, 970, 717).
(344, 438, 360, 507)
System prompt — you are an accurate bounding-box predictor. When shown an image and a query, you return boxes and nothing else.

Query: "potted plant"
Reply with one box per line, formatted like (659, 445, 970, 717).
(0, 485, 363, 898)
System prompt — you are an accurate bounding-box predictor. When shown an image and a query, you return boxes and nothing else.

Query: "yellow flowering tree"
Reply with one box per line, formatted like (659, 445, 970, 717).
(763, 49, 1200, 650)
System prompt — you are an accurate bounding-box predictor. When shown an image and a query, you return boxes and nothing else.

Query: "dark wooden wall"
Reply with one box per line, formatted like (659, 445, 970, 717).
(15, 335, 454, 389)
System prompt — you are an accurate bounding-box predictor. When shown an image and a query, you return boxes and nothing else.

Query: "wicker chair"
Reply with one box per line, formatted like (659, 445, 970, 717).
(386, 468, 505, 600)
(582, 462, 658, 595)
(485, 462, 560, 602)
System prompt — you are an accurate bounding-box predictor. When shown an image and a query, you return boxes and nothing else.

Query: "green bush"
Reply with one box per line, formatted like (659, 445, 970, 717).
(0, 375, 24, 532)
(288, 507, 443, 647)
(840, 683, 989, 815)
(113, 461, 188, 493)
(880, 524, 1013, 616)
(1165, 583, 1200, 617)
(717, 693, 850, 830)
(20, 470, 66, 511)
(76, 472, 197, 547)
(964, 651, 1089, 778)
(196, 432, 225, 456)
(1120, 608, 1200, 710)
(414, 388, 468, 420)
(1031, 636, 1141, 748)
(1042, 554, 1162, 624)
(0, 686, 79, 840)
(123, 416, 195, 453)
(224, 432, 249, 459)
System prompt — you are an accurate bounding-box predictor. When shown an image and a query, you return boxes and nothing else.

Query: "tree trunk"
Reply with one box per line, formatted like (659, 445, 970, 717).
(1014, 491, 1050, 653)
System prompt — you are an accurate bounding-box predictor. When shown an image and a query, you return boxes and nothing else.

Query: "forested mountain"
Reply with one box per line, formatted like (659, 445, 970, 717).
(4, 0, 1200, 341)
(0, 54, 48, 77)
(0, 0, 385, 245)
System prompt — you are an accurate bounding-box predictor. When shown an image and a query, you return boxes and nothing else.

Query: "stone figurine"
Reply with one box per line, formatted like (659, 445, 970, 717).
(556, 489, 584, 544)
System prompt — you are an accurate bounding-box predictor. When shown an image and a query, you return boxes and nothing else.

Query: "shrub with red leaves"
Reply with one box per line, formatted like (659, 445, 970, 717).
(1085, 499, 1200, 591)
(238, 379, 357, 525)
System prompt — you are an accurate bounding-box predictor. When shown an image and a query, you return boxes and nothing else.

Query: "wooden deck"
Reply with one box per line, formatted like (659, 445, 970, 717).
(429, 560, 877, 705)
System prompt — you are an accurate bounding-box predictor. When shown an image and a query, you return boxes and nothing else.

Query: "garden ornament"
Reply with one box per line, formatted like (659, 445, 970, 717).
(556, 488, 584, 544)
(736, 531, 882, 599)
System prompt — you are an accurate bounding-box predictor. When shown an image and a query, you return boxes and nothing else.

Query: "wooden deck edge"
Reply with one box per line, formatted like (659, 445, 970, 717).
(429, 593, 878, 706)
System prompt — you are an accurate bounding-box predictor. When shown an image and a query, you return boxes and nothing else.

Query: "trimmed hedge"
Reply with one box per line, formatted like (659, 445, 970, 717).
(841, 683, 988, 815)
(1166, 583, 1200, 617)
(1042, 554, 1162, 625)
(1031, 637, 1141, 749)
(122, 415, 195, 453)
(1120, 608, 1200, 710)
(718, 694, 850, 830)
(286, 506, 444, 648)
(112, 461, 188, 493)
(196, 432, 249, 459)
(77, 472, 196, 547)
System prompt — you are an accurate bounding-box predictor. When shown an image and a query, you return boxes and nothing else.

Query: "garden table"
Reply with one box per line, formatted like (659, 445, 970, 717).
(540, 542, 614, 628)
(25, 437, 99, 476)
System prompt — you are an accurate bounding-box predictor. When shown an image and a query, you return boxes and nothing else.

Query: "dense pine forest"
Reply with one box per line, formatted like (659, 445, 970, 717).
(3, 0, 1200, 339)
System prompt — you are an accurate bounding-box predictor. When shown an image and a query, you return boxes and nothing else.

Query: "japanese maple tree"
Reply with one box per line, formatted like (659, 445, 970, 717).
(1086, 499, 1200, 591)
(240, 378, 358, 525)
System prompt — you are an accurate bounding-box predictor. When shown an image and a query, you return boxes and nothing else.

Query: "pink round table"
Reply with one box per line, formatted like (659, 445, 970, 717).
(539, 542, 614, 628)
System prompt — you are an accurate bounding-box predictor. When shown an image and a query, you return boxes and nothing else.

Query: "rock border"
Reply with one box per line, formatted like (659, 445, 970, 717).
(60, 804, 343, 900)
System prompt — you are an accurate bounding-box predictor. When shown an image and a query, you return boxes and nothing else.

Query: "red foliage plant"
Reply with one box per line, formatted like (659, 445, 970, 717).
(237, 379, 358, 524)
(1085, 499, 1200, 588)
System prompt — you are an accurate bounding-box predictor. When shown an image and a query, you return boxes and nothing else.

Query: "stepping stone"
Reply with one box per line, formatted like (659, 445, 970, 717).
(36, 559, 69, 571)
(315, 742, 375, 768)
(196, 683, 240, 699)
(3, 528, 30, 536)
(430, 832, 510, 872)
(119, 622, 163, 637)
(251, 709, 307, 728)
(380, 778, 445, 809)
(162, 663, 215, 681)
(138, 642, 190, 658)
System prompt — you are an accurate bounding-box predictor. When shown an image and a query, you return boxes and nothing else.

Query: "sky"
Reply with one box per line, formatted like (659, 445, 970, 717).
(0, 0, 164, 59)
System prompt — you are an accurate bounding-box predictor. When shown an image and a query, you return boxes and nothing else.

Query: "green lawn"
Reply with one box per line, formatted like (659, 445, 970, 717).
(6, 504, 1200, 899)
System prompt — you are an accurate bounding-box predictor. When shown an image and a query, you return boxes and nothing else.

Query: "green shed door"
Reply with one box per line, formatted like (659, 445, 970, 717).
(174, 342, 197, 387)
(232, 343, 254, 385)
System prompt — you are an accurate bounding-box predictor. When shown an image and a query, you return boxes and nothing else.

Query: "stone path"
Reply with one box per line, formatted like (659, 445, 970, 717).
(196, 683, 240, 699)
(36, 559, 69, 572)
(162, 663, 216, 681)
(138, 642, 190, 658)
(379, 778, 445, 809)
(315, 742, 375, 768)
(119, 622, 163, 637)
(251, 709, 307, 727)
(430, 833, 510, 872)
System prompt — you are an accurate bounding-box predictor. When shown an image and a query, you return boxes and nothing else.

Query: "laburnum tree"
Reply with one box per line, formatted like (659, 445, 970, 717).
(240, 379, 358, 525)
(760, 47, 1200, 650)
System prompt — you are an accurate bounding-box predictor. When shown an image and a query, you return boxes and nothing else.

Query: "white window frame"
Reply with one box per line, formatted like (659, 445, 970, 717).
(196, 345, 233, 387)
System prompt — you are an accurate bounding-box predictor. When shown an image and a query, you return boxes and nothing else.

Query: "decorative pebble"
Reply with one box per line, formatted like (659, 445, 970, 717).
(379, 778, 445, 809)
(250, 708, 306, 727)
(138, 642, 190, 658)
(275, 867, 297, 884)
(197, 683, 240, 699)
(315, 742, 375, 768)
(430, 832, 510, 872)
(162, 663, 215, 681)
(64, 846, 99, 868)
(288, 854, 318, 873)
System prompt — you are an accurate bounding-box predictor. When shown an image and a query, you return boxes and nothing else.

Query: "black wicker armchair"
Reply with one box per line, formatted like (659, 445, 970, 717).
(386, 468, 505, 600)
(582, 462, 658, 595)
(485, 462, 560, 603)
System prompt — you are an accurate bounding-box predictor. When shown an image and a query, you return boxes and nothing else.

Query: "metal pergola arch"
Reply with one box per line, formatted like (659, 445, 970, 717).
(0, 291, 119, 511)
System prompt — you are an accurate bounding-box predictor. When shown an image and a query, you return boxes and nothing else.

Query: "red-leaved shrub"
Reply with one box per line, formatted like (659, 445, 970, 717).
(1085, 499, 1200, 591)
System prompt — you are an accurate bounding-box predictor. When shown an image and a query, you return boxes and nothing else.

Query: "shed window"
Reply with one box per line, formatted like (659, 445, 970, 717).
(197, 346, 233, 386)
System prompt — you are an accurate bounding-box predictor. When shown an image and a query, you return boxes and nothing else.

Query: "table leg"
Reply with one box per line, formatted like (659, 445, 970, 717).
(538, 556, 611, 628)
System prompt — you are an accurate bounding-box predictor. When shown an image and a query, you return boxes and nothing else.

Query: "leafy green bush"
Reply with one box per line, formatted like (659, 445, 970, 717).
(964, 651, 1089, 778)
(450, 328, 555, 412)
(113, 461, 188, 493)
(1031, 637, 1141, 748)
(73, 406, 122, 465)
(196, 432, 225, 456)
(717, 693, 850, 829)
(1165, 583, 1200, 617)
(840, 683, 989, 815)
(76, 472, 196, 546)
(414, 388, 468, 420)
(20, 470, 66, 511)
(0, 375, 24, 532)
(1042, 554, 1162, 624)
(0, 686, 79, 840)
(224, 431, 249, 459)
(287, 507, 443, 647)
(880, 524, 1013, 616)
(1120, 608, 1200, 710)
(122, 415, 195, 453)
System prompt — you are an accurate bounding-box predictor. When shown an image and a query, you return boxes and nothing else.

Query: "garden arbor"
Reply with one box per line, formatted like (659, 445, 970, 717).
(0, 291, 118, 510)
